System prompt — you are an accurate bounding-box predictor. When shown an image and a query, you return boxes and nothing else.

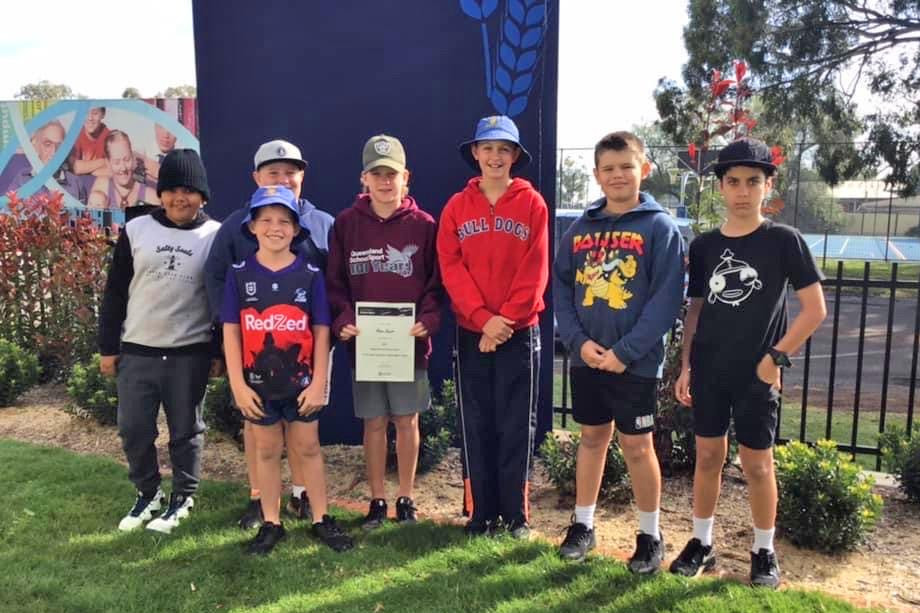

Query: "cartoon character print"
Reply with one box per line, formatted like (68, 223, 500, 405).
(707, 248, 762, 307)
(575, 247, 638, 309)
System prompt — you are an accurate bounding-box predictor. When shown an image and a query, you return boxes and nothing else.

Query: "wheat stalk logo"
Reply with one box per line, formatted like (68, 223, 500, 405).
(460, 0, 546, 117)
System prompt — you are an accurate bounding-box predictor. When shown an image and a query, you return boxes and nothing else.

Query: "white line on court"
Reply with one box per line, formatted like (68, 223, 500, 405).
(887, 240, 906, 261)
(838, 237, 850, 256)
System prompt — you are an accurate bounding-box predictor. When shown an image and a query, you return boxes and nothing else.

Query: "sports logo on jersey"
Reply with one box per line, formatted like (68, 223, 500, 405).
(245, 282, 257, 296)
(240, 305, 315, 399)
(348, 244, 418, 277)
(271, 282, 279, 292)
(294, 288, 308, 304)
(708, 249, 762, 307)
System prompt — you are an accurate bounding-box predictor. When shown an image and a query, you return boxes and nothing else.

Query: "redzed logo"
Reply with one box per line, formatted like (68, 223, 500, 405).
(243, 312, 307, 331)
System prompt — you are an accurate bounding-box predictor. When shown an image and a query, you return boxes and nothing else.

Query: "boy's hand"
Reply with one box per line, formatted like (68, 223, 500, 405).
(756, 354, 782, 390)
(409, 322, 429, 338)
(479, 334, 497, 353)
(99, 355, 118, 377)
(597, 349, 626, 374)
(579, 340, 607, 369)
(209, 358, 224, 378)
(231, 383, 264, 419)
(297, 382, 325, 415)
(338, 324, 360, 341)
(675, 368, 692, 407)
(482, 315, 515, 344)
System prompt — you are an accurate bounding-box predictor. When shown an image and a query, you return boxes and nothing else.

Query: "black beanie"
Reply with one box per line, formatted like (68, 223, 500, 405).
(157, 149, 211, 201)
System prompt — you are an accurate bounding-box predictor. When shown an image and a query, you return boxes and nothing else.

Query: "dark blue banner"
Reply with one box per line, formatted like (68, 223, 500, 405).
(193, 0, 558, 444)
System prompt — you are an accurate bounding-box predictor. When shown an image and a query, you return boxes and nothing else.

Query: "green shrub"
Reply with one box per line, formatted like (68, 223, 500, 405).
(880, 424, 920, 502)
(775, 439, 882, 552)
(65, 354, 118, 426)
(0, 338, 41, 406)
(539, 431, 632, 504)
(387, 379, 459, 474)
(202, 377, 243, 445)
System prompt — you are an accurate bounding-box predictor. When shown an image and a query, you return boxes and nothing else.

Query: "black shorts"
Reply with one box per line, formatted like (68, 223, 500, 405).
(244, 397, 322, 427)
(571, 367, 657, 434)
(690, 370, 779, 450)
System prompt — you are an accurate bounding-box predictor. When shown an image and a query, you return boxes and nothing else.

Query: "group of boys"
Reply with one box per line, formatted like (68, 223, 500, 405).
(98, 117, 826, 587)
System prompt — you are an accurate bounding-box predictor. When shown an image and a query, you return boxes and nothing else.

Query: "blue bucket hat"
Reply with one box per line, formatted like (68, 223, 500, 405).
(458, 115, 532, 171)
(242, 185, 309, 244)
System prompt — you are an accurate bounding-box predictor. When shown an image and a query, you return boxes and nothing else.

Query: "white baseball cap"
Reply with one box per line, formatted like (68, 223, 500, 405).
(253, 139, 307, 171)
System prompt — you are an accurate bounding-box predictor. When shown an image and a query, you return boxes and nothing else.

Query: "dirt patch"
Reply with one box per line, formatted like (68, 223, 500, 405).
(3, 385, 920, 612)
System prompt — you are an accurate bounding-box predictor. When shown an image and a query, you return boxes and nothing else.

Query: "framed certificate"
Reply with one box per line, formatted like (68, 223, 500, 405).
(355, 302, 415, 382)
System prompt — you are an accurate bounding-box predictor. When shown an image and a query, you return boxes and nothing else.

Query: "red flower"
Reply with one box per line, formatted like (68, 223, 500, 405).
(711, 79, 734, 98)
(735, 60, 747, 83)
(688, 143, 698, 161)
(771, 145, 785, 167)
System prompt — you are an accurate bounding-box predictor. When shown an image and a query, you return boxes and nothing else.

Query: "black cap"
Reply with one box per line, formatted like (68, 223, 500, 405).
(713, 137, 776, 178)
(157, 149, 211, 201)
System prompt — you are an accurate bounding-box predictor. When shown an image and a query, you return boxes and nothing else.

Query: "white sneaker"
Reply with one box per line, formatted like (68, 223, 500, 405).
(146, 494, 194, 534)
(118, 488, 166, 532)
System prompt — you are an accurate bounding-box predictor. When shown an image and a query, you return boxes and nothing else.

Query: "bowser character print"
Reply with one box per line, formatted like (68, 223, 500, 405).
(575, 247, 638, 309)
(707, 248, 762, 307)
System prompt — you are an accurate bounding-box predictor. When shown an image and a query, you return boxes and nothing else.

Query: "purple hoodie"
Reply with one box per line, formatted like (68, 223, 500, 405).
(327, 194, 442, 368)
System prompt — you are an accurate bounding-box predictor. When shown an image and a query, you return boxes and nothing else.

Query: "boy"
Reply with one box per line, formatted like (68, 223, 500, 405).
(222, 185, 353, 555)
(553, 131, 685, 571)
(327, 135, 441, 529)
(99, 149, 220, 534)
(204, 139, 335, 529)
(671, 137, 826, 588)
(437, 115, 548, 538)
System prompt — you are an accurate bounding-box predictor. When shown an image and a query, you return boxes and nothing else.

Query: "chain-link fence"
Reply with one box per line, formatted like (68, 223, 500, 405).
(557, 143, 920, 262)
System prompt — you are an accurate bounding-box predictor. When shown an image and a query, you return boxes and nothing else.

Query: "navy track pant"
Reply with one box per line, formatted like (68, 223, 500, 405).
(455, 325, 540, 524)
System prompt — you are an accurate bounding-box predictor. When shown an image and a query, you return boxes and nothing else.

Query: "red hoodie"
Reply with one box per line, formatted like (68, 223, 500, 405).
(437, 177, 549, 332)
(327, 194, 442, 368)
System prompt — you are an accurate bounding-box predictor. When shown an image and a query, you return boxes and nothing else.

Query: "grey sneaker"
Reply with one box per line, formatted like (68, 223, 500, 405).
(238, 499, 263, 530)
(669, 538, 716, 577)
(750, 548, 781, 588)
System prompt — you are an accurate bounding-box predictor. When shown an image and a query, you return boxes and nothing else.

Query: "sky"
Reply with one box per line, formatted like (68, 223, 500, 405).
(0, 1, 688, 149)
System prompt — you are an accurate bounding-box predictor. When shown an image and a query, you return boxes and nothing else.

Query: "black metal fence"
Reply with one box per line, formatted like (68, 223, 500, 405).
(552, 261, 918, 468)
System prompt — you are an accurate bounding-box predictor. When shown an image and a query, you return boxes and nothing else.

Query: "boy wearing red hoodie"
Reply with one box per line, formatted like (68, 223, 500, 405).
(327, 135, 442, 528)
(437, 115, 549, 538)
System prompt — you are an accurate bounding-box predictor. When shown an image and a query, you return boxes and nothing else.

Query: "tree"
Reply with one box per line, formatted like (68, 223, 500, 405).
(14, 80, 78, 100)
(121, 87, 141, 99)
(658, 0, 920, 195)
(157, 85, 197, 98)
(558, 156, 590, 207)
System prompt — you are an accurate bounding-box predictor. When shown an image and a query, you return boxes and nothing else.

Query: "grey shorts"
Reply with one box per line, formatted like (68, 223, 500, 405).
(352, 368, 431, 419)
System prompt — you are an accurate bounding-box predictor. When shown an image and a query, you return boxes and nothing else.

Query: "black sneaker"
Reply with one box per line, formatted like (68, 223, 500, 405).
(312, 515, 354, 552)
(627, 531, 666, 575)
(238, 499, 263, 530)
(669, 538, 716, 577)
(146, 493, 194, 534)
(506, 518, 531, 540)
(395, 496, 418, 523)
(463, 518, 498, 537)
(246, 522, 286, 555)
(559, 521, 596, 562)
(286, 492, 311, 520)
(362, 498, 388, 530)
(750, 548, 781, 588)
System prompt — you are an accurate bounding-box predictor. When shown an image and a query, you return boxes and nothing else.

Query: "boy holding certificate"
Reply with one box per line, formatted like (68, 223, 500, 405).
(222, 185, 353, 555)
(327, 135, 442, 529)
(437, 115, 549, 538)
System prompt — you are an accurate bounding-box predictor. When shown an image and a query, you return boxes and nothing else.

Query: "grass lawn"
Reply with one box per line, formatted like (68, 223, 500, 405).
(0, 440, 882, 613)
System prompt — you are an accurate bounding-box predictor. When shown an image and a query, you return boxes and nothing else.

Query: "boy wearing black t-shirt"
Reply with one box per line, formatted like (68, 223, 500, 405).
(670, 138, 826, 588)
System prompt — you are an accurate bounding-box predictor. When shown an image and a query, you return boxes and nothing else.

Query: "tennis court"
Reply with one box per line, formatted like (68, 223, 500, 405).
(803, 233, 920, 261)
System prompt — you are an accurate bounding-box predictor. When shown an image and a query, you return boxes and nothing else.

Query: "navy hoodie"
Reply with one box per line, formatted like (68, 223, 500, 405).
(553, 193, 685, 378)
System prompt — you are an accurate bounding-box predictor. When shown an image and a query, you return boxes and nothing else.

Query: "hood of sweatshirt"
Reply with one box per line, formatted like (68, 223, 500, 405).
(460, 176, 533, 204)
(350, 193, 421, 222)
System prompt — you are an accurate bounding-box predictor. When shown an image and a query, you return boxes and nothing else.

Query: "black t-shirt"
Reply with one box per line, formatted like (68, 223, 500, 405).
(688, 220, 823, 374)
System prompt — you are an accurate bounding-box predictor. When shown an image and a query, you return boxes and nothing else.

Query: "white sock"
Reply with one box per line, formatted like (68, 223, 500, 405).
(692, 516, 714, 547)
(574, 504, 596, 530)
(638, 509, 660, 539)
(752, 527, 775, 553)
(291, 485, 305, 498)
